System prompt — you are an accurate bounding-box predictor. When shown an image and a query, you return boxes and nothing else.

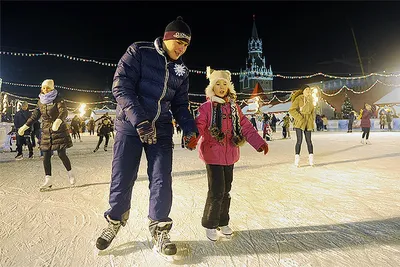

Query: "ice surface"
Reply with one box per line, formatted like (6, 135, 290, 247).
(0, 131, 399, 267)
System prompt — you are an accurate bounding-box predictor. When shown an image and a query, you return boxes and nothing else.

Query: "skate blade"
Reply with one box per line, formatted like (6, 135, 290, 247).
(152, 245, 175, 262)
(218, 232, 233, 240)
(39, 185, 53, 192)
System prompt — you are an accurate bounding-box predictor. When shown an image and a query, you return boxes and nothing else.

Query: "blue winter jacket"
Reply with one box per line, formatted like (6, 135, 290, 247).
(113, 37, 198, 138)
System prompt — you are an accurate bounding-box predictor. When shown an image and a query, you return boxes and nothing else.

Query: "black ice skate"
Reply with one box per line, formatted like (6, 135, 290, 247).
(151, 221, 177, 258)
(96, 216, 122, 250)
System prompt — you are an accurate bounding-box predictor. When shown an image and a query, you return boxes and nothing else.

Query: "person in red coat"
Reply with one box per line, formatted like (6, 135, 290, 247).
(195, 66, 268, 241)
(360, 103, 374, 144)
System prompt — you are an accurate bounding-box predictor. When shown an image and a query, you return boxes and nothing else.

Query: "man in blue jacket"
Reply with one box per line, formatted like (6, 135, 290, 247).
(96, 16, 199, 256)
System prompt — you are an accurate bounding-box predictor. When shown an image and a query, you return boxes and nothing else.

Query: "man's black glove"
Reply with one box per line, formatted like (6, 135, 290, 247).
(136, 120, 157, 144)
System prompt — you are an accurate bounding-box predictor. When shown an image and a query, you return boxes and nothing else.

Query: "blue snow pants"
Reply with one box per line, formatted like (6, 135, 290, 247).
(104, 132, 173, 224)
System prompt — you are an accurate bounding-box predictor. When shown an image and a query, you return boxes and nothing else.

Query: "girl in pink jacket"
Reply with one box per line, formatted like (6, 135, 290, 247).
(195, 66, 269, 241)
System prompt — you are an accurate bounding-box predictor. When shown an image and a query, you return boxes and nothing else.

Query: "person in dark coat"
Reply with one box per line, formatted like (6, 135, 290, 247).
(87, 117, 95, 135)
(96, 17, 199, 256)
(250, 115, 257, 130)
(270, 114, 279, 133)
(70, 115, 82, 142)
(93, 118, 113, 152)
(30, 119, 41, 147)
(347, 110, 355, 133)
(18, 79, 75, 190)
(14, 101, 33, 159)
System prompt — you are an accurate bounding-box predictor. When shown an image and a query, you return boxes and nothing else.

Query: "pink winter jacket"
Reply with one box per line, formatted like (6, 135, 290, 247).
(195, 100, 267, 165)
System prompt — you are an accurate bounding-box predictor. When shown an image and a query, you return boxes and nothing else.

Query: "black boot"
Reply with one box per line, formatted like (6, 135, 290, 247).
(96, 216, 122, 250)
(149, 220, 177, 256)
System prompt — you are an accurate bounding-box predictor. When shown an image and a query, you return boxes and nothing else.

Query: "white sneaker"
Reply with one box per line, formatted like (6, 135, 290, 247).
(218, 225, 233, 235)
(206, 228, 218, 241)
(40, 175, 53, 190)
(68, 170, 75, 185)
(294, 154, 300, 167)
(309, 154, 314, 166)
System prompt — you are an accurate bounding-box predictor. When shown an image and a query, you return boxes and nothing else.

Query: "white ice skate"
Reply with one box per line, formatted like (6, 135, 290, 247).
(365, 139, 372, 145)
(68, 170, 76, 185)
(39, 175, 53, 191)
(218, 225, 233, 238)
(309, 154, 314, 166)
(361, 138, 365, 144)
(294, 154, 300, 167)
(206, 228, 218, 241)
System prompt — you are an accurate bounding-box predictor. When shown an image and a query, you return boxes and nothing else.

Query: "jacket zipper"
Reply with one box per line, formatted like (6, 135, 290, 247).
(151, 57, 169, 135)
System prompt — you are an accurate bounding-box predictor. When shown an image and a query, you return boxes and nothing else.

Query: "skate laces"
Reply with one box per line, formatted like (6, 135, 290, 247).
(156, 230, 172, 249)
(101, 222, 121, 242)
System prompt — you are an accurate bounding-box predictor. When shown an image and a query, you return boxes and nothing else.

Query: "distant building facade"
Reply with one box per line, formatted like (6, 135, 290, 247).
(239, 16, 273, 97)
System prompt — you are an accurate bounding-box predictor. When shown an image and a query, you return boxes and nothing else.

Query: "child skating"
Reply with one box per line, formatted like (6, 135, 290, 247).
(195, 67, 269, 241)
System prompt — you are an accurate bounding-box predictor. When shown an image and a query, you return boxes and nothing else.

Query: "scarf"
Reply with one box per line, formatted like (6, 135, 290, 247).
(209, 96, 245, 147)
(39, 89, 58, 104)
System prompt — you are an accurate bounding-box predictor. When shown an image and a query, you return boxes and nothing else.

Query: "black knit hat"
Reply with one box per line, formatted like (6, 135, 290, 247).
(163, 16, 191, 44)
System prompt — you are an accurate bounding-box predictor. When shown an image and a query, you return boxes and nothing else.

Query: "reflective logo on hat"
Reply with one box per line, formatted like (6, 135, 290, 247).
(173, 32, 191, 41)
(174, 64, 186, 76)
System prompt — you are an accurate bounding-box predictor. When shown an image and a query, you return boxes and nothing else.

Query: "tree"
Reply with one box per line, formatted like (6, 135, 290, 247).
(341, 94, 354, 119)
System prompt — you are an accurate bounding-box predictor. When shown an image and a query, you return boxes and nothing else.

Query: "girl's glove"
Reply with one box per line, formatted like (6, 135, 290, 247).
(257, 143, 269, 155)
(136, 120, 156, 144)
(52, 119, 63, 131)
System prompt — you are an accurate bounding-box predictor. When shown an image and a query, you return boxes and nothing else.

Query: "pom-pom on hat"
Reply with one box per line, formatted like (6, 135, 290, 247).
(41, 79, 55, 89)
(163, 16, 191, 44)
(205, 66, 236, 99)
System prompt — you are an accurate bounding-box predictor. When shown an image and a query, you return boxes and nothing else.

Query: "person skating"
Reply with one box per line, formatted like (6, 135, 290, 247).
(18, 79, 75, 190)
(281, 113, 291, 139)
(93, 118, 113, 152)
(70, 115, 82, 142)
(289, 85, 316, 167)
(87, 117, 95, 135)
(96, 16, 199, 258)
(14, 101, 34, 159)
(360, 103, 374, 144)
(347, 110, 355, 133)
(195, 67, 268, 241)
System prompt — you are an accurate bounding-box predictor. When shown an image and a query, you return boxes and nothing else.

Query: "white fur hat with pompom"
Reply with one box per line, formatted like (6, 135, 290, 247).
(205, 66, 236, 99)
(41, 79, 55, 89)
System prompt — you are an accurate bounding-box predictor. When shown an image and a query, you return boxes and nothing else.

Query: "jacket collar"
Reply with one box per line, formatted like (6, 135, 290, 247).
(154, 37, 183, 64)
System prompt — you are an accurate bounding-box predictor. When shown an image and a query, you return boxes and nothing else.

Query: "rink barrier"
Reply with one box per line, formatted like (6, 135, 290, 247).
(257, 118, 400, 132)
(1, 119, 399, 151)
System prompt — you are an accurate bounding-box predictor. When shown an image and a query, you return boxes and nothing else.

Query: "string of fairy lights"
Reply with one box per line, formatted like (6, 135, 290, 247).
(1, 49, 400, 112)
(2, 50, 400, 79)
(3, 78, 400, 107)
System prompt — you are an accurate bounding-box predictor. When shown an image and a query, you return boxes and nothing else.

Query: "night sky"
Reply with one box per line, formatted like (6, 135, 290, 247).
(1, 1, 400, 106)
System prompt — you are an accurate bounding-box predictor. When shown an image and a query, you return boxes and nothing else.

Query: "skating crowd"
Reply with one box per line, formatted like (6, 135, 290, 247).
(4, 15, 396, 261)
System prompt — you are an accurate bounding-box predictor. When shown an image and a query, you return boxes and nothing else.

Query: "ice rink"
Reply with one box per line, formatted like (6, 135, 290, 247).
(0, 131, 399, 267)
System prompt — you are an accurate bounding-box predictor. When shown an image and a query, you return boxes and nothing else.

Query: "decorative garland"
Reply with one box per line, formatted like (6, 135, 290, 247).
(2, 50, 400, 79)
